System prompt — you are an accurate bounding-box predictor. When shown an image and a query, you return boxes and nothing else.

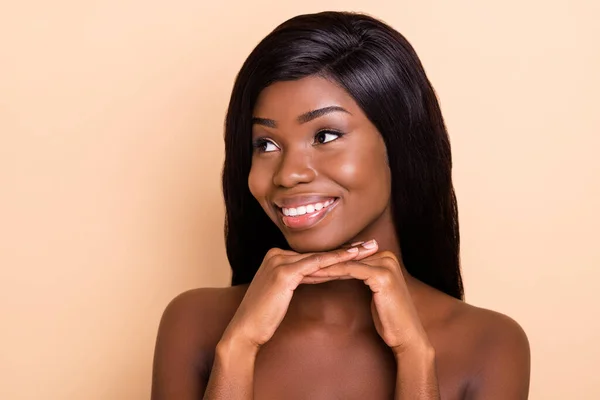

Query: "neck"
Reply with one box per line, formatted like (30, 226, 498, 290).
(288, 279, 374, 331)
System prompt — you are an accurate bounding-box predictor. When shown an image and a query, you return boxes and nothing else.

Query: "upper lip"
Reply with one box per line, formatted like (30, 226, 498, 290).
(273, 194, 338, 208)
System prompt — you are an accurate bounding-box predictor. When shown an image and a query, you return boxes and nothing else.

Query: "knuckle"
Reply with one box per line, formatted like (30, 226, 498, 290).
(334, 249, 351, 262)
(268, 254, 286, 267)
(380, 253, 399, 267)
(271, 265, 290, 284)
(311, 254, 325, 266)
(381, 332, 399, 346)
(265, 247, 282, 259)
(376, 269, 394, 286)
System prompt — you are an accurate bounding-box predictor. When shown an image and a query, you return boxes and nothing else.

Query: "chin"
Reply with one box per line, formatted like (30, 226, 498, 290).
(284, 233, 347, 254)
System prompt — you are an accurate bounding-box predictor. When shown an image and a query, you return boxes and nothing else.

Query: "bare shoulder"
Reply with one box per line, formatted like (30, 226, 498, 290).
(156, 285, 248, 354)
(433, 292, 531, 399)
(151, 285, 248, 399)
(161, 285, 248, 329)
(458, 302, 529, 350)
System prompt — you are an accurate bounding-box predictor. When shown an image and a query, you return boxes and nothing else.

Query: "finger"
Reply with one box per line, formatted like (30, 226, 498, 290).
(353, 240, 380, 261)
(303, 275, 354, 282)
(288, 246, 362, 277)
(359, 253, 403, 272)
(339, 240, 365, 249)
(275, 240, 378, 269)
(278, 252, 315, 265)
(309, 261, 372, 279)
(277, 249, 351, 269)
(300, 276, 341, 284)
(263, 252, 310, 272)
(308, 261, 389, 291)
(263, 248, 302, 266)
(264, 247, 297, 259)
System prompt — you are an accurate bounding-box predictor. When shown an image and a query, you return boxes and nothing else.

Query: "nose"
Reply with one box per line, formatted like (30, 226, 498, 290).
(272, 147, 317, 188)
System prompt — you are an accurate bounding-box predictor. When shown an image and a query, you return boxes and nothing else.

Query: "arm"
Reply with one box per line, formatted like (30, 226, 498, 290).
(395, 345, 440, 400)
(203, 337, 257, 399)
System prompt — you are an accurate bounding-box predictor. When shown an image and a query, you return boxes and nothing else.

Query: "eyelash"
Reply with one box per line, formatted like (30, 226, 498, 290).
(252, 129, 345, 153)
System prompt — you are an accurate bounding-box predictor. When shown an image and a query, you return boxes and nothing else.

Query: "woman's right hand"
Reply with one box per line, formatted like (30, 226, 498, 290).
(218, 243, 377, 352)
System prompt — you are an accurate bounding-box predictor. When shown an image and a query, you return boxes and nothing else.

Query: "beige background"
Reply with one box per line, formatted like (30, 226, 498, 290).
(1, 0, 598, 399)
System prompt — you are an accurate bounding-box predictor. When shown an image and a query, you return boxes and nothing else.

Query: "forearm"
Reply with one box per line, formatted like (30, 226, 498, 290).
(395, 346, 440, 400)
(203, 338, 257, 400)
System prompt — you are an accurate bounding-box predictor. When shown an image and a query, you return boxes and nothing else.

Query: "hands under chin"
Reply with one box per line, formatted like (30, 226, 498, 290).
(305, 240, 433, 357)
(220, 240, 432, 361)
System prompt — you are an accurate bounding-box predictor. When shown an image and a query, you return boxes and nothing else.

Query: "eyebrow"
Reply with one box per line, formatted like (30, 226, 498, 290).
(251, 106, 351, 128)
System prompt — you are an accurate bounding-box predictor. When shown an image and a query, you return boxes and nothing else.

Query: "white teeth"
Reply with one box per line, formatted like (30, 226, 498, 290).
(281, 199, 336, 217)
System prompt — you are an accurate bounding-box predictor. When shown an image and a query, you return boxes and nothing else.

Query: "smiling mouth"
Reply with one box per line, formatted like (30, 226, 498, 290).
(276, 198, 339, 230)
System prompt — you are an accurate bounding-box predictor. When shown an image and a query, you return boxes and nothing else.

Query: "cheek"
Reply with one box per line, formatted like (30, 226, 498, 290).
(331, 147, 390, 194)
(248, 162, 269, 202)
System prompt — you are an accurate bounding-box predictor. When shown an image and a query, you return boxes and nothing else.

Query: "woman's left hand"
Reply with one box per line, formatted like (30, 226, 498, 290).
(307, 240, 432, 357)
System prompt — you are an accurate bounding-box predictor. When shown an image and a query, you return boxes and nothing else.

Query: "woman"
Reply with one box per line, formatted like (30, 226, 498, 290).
(151, 11, 530, 399)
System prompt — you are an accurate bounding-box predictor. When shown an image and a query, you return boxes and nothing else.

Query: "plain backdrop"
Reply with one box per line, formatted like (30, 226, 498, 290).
(1, 0, 598, 399)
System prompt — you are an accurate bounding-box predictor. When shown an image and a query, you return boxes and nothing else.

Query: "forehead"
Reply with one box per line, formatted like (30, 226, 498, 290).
(253, 76, 361, 118)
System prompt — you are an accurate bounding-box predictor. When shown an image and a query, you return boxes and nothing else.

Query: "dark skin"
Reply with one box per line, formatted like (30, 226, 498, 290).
(151, 76, 531, 399)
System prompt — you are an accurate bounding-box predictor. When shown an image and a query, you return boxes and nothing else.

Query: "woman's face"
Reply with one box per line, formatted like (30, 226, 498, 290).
(249, 75, 392, 253)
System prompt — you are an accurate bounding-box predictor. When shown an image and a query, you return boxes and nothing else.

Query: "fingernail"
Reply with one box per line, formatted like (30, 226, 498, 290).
(362, 239, 377, 249)
(347, 247, 359, 253)
(350, 241, 365, 246)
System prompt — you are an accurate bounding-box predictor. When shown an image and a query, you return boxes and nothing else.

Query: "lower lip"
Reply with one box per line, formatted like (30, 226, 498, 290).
(280, 199, 339, 230)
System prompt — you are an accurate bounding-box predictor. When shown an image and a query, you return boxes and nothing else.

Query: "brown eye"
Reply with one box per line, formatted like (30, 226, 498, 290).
(314, 130, 343, 145)
(252, 138, 279, 153)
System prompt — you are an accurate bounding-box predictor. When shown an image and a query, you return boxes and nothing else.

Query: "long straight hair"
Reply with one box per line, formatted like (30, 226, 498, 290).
(222, 11, 464, 299)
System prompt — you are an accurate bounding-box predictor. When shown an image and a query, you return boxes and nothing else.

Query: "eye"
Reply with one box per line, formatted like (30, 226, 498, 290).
(314, 130, 343, 145)
(253, 138, 280, 153)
